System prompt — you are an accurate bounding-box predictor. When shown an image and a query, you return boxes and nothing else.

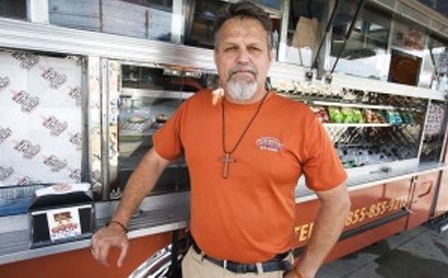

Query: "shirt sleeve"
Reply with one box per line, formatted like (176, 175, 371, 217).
(152, 102, 186, 161)
(302, 116, 347, 191)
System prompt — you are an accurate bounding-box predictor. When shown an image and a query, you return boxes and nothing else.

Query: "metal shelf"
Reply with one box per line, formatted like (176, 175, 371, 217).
(313, 100, 397, 111)
(324, 123, 392, 128)
(121, 88, 194, 100)
(278, 93, 424, 112)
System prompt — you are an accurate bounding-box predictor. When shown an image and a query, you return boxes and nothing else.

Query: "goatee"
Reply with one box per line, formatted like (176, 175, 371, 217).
(226, 66, 258, 101)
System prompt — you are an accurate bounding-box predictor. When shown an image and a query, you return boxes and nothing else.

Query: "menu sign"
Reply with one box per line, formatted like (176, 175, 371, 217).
(46, 206, 82, 242)
(392, 23, 426, 51)
(0, 50, 83, 187)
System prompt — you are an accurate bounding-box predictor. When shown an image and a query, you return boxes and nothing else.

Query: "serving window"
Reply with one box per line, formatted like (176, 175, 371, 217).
(328, 3, 391, 80)
(184, 0, 282, 50)
(48, 0, 175, 42)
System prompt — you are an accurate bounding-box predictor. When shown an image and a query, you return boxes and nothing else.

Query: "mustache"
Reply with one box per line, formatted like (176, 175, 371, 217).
(228, 65, 258, 79)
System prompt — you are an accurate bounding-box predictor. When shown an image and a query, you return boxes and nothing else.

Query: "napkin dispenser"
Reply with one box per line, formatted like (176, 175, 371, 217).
(28, 183, 95, 248)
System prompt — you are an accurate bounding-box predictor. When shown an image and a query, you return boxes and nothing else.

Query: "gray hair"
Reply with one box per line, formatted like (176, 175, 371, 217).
(213, 1, 274, 50)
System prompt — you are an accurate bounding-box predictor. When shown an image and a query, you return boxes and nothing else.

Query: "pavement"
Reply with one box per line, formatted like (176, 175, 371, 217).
(316, 216, 448, 278)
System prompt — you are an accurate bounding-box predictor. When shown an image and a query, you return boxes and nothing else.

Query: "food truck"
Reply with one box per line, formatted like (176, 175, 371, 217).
(0, 0, 447, 277)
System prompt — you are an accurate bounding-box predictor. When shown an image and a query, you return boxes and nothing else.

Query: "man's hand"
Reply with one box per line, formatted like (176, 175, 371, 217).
(90, 223, 129, 267)
(89, 149, 170, 268)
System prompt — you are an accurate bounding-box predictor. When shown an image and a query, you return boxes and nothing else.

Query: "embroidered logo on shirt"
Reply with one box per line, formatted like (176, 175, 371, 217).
(256, 137, 284, 152)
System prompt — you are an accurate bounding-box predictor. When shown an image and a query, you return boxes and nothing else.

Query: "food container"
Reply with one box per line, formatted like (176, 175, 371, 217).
(328, 107, 343, 123)
(363, 109, 386, 123)
(311, 106, 330, 123)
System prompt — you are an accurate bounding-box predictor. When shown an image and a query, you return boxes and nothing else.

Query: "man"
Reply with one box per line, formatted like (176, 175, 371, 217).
(91, 1, 351, 278)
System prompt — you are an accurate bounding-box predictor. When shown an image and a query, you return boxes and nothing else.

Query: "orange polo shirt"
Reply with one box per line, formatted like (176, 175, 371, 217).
(152, 89, 347, 263)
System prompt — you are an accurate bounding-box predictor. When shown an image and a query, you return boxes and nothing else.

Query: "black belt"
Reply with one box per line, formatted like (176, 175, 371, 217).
(191, 239, 292, 274)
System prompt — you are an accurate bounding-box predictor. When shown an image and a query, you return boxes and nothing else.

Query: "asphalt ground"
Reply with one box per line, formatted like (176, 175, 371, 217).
(317, 218, 448, 278)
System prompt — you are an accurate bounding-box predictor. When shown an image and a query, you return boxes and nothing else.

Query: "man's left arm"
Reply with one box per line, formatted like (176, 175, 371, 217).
(287, 183, 351, 278)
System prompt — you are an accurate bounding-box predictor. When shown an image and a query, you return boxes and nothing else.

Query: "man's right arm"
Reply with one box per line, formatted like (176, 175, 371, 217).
(110, 148, 171, 227)
(91, 148, 171, 266)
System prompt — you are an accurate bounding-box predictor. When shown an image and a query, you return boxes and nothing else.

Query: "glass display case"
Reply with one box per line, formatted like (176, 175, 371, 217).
(322, 93, 425, 169)
(269, 76, 442, 176)
(115, 60, 446, 195)
(117, 63, 218, 195)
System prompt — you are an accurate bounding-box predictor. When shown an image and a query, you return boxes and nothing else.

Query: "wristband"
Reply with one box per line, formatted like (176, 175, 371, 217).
(106, 220, 128, 233)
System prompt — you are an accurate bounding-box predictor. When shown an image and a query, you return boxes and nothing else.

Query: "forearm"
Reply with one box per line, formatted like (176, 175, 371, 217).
(111, 148, 170, 226)
(297, 186, 351, 277)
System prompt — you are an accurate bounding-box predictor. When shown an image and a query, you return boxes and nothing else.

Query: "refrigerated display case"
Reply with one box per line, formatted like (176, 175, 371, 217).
(269, 77, 432, 178)
(112, 63, 219, 196)
(113, 58, 443, 200)
(118, 65, 186, 195)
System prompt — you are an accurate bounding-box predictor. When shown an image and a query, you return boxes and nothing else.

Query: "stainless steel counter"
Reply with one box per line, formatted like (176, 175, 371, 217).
(0, 192, 190, 266)
(295, 162, 448, 201)
(1, 162, 447, 266)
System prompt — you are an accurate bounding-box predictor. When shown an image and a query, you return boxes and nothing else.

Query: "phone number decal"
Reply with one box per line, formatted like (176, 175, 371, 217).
(295, 195, 408, 243)
(345, 195, 408, 226)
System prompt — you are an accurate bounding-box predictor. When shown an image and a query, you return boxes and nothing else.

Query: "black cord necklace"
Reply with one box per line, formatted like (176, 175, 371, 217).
(220, 91, 269, 179)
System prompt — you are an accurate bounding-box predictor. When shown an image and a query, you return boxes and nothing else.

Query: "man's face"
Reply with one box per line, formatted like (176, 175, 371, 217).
(214, 17, 273, 103)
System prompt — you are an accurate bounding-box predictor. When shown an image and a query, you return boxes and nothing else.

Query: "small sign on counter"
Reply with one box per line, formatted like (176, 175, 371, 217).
(46, 206, 82, 242)
(28, 183, 94, 248)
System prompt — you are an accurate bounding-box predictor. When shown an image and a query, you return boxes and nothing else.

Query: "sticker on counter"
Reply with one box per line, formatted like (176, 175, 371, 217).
(46, 207, 82, 242)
